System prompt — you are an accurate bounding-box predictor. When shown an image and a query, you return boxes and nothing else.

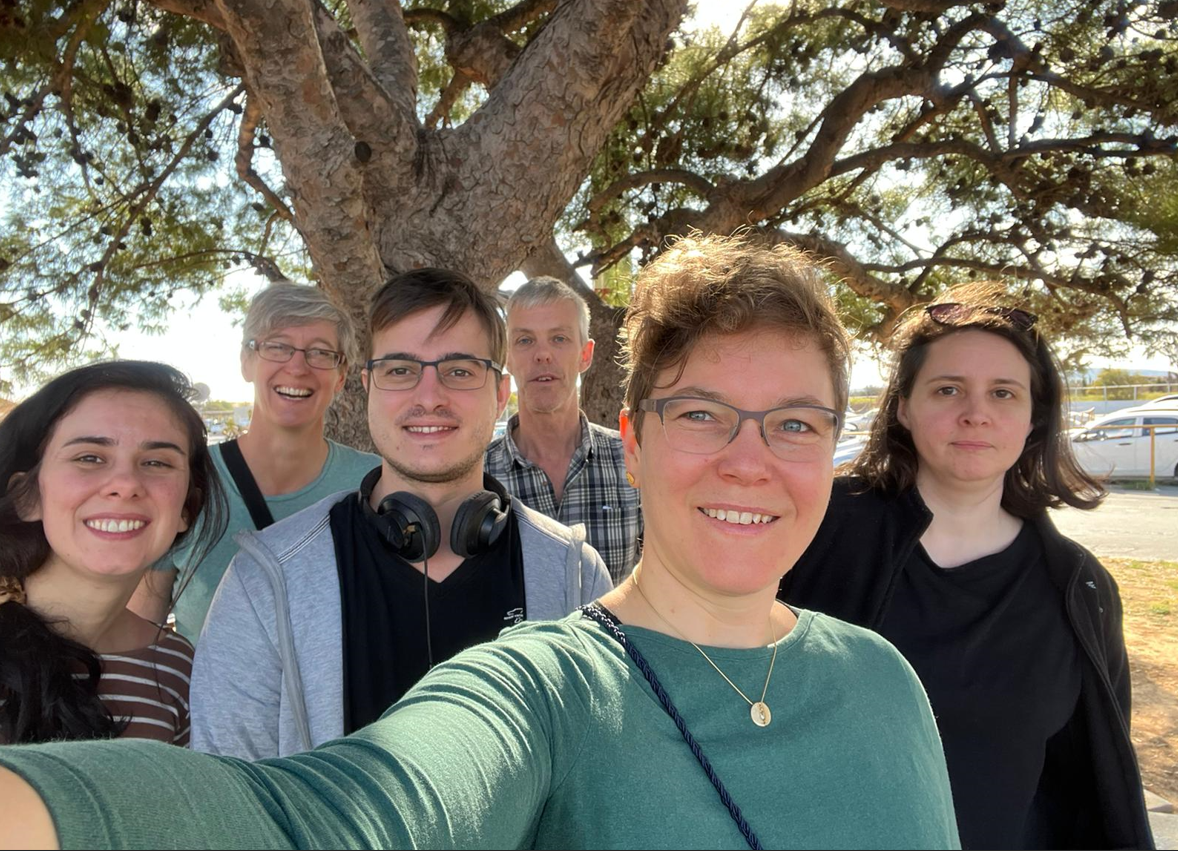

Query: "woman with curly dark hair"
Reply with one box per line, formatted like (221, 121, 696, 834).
(782, 282, 1153, 850)
(0, 361, 226, 745)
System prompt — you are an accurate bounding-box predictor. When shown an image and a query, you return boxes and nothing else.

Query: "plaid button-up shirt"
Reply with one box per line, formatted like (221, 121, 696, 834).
(486, 413, 641, 584)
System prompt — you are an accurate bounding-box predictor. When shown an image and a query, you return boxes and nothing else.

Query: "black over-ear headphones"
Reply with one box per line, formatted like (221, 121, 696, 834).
(358, 467, 511, 562)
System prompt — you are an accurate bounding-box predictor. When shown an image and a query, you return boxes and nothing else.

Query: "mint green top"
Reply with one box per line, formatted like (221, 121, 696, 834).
(165, 439, 378, 641)
(0, 610, 959, 850)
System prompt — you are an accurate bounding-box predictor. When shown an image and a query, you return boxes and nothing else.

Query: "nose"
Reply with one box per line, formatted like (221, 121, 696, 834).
(715, 418, 773, 483)
(102, 460, 146, 500)
(412, 363, 450, 407)
(533, 343, 552, 364)
(284, 350, 312, 374)
(959, 396, 992, 427)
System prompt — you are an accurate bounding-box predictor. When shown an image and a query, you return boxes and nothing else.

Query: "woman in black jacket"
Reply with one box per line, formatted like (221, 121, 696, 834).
(782, 282, 1153, 850)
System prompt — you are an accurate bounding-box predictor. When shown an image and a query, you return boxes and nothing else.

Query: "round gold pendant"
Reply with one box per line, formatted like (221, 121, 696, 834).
(750, 701, 771, 727)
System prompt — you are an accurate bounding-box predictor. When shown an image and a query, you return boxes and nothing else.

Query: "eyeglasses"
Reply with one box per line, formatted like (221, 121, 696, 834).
(925, 303, 1037, 331)
(365, 356, 503, 391)
(638, 397, 841, 460)
(247, 340, 344, 369)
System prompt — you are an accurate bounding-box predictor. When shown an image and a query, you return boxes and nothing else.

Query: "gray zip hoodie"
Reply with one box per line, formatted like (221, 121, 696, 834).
(190, 490, 613, 758)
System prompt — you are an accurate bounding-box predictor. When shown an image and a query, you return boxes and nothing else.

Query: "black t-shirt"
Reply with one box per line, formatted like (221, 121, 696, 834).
(878, 521, 1084, 850)
(329, 490, 526, 735)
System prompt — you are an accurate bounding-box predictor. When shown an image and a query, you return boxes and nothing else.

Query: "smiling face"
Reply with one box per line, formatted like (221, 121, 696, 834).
(241, 319, 347, 431)
(22, 389, 193, 585)
(622, 328, 836, 598)
(898, 329, 1034, 490)
(506, 299, 594, 416)
(364, 304, 510, 490)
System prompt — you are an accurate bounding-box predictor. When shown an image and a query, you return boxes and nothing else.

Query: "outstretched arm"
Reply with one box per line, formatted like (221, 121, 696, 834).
(0, 766, 57, 850)
(0, 632, 584, 849)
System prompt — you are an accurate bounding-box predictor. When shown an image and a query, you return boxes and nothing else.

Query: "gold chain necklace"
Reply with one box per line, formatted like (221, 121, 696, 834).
(631, 567, 778, 728)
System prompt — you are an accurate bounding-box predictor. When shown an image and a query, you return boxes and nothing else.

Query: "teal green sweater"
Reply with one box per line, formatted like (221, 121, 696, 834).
(1, 610, 959, 850)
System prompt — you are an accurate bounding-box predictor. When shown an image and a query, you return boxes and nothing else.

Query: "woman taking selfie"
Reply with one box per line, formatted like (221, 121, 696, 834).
(783, 284, 1153, 850)
(0, 238, 958, 850)
(0, 361, 226, 746)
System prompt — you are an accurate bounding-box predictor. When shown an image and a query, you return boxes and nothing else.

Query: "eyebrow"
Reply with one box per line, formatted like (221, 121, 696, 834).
(63, 436, 187, 454)
(672, 386, 835, 409)
(373, 351, 490, 362)
(511, 326, 575, 336)
(923, 374, 1029, 390)
(267, 335, 338, 349)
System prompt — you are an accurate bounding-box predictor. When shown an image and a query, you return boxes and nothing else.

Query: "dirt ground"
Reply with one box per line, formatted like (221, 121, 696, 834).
(1106, 557, 1178, 805)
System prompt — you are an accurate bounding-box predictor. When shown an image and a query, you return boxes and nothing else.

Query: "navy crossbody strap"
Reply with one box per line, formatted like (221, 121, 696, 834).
(579, 603, 763, 850)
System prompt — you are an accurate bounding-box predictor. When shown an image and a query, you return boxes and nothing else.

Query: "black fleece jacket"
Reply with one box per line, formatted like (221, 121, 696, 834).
(781, 477, 1154, 850)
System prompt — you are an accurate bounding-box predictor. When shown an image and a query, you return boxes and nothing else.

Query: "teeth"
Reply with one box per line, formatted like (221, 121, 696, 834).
(85, 519, 146, 533)
(275, 386, 312, 397)
(407, 426, 453, 433)
(701, 508, 776, 525)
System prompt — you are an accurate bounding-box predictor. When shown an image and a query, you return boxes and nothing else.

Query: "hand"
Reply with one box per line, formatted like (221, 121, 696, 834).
(0, 766, 58, 849)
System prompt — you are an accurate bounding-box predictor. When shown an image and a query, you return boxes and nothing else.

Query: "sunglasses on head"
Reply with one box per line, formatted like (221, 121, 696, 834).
(925, 302, 1038, 331)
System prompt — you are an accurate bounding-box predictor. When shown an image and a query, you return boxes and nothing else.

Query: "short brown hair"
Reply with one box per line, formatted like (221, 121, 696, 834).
(852, 281, 1105, 515)
(369, 268, 506, 365)
(622, 233, 851, 441)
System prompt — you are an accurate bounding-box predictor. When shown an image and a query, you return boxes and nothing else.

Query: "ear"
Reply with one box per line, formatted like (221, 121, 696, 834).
(495, 371, 511, 418)
(578, 338, 595, 375)
(7, 472, 42, 523)
(240, 346, 254, 384)
(178, 488, 198, 535)
(619, 408, 641, 489)
(332, 364, 347, 396)
(361, 368, 370, 393)
(896, 397, 910, 431)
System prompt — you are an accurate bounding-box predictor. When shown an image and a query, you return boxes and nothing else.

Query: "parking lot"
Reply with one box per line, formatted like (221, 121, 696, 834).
(1050, 484, 1178, 562)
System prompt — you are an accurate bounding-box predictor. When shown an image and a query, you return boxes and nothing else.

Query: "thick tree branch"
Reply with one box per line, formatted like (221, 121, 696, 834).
(426, 70, 474, 128)
(770, 229, 915, 320)
(587, 168, 715, 216)
(147, 0, 227, 29)
(213, 0, 387, 295)
(235, 91, 295, 222)
(437, 0, 687, 278)
(520, 236, 598, 304)
(343, 0, 418, 115)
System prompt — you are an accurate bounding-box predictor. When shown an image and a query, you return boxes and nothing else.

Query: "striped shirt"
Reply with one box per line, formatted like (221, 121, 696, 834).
(97, 630, 194, 746)
(485, 413, 642, 584)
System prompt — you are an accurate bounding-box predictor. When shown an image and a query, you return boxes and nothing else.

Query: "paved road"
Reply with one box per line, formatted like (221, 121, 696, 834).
(1049, 484, 1178, 562)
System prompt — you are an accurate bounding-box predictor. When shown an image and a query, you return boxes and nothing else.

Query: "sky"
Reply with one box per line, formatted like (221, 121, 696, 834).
(12, 0, 1176, 403)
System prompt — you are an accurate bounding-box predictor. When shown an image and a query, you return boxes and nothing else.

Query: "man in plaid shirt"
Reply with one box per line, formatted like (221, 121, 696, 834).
(485, 278, 642, 584)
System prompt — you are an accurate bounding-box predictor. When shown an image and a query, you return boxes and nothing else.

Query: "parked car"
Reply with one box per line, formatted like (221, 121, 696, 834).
(833, 436, 868, 469)
(1070, 405, 1178, 480)
(1139, 394, 1178, 408)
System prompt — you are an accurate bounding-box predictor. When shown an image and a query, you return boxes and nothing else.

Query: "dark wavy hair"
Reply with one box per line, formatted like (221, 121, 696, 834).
(851, 282, 1105, 517)
(0, 361, 228, 744)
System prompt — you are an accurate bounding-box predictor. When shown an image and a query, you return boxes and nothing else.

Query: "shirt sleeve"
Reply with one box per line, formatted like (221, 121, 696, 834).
(190, 551, 285, 759)
(0, 634, 585, 850)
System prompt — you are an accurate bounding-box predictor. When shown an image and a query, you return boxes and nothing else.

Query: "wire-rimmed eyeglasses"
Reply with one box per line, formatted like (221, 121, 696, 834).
(365, 356, 503, 391)
(247, 340, 344, 370)
(638, 396, 841, 460)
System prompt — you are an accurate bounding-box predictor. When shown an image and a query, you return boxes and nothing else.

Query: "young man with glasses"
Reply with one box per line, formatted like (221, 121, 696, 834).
(187, 269, 612, 759)
(486, 278, 642, 584)
(130, 283, 378, 641)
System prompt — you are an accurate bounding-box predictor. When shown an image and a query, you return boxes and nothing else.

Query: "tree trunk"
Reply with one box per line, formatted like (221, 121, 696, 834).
(581, 300, 628, 429)
(155, 0, 687, 447)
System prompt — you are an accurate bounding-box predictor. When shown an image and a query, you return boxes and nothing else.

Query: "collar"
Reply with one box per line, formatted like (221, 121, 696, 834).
(503, 411, 594, 468)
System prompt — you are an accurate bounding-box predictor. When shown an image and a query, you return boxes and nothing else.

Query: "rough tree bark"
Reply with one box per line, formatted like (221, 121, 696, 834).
(149, 0, 687, 446)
